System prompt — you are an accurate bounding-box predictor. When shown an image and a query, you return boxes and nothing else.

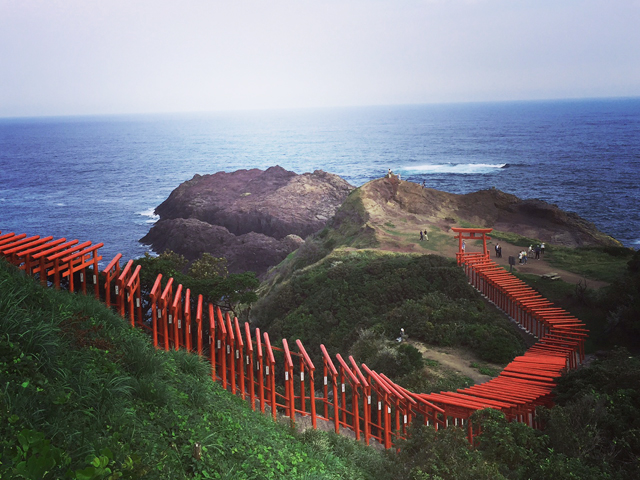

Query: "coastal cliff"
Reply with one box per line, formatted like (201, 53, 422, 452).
(141, 166, 354, 275)
(142, 169, 620, 277)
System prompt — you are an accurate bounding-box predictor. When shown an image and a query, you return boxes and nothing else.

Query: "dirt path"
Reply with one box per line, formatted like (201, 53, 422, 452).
(409, 341, 505, 385)
(484, 240, 609, 289)
(366, 211, 608, 289)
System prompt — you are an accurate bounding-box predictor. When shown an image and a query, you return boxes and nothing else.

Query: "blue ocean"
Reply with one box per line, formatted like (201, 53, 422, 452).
(1, 98, 639, 264)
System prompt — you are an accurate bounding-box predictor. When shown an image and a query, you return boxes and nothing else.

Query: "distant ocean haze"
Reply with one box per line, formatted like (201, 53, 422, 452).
(1, 98, 639, 264)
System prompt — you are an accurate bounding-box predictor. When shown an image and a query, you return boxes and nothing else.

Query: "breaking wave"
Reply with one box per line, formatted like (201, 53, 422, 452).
(403, 163, 508, 174)
(138, 208, 159, 224)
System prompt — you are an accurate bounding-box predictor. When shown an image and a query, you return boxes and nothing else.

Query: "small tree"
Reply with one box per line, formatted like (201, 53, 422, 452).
(188, 253, 228, 279)
(133, 250, 259, 316)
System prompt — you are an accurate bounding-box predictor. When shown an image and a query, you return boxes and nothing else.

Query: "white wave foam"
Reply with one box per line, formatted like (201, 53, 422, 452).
(55, 202, 66, 207)
(403, 163, 507, 174)
(138, 207, 159, 224)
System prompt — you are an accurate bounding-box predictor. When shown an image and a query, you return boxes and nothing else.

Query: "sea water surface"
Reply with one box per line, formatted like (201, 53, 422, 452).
(1, 98, 639, 264)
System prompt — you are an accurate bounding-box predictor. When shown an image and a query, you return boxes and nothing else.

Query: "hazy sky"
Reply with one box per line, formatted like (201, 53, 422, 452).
(1, 0, 639, 117)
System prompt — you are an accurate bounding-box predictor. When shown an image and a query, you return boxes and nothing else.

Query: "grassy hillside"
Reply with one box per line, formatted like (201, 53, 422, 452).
(0, 259, 391, 480)
(2, 254, 639, 479)
(252, 249, 527, 392)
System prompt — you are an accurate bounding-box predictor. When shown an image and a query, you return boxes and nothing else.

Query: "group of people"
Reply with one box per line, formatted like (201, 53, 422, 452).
(419, 229, 429, 241)
(518, 243, 545, 263)
(494, 243, 503, 257)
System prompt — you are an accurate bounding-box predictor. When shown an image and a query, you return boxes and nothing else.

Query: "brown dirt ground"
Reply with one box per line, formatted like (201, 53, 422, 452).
(409, 341, 504, 384)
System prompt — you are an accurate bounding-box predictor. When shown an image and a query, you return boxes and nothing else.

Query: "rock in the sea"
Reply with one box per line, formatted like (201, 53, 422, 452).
(141, 166, 354, 276)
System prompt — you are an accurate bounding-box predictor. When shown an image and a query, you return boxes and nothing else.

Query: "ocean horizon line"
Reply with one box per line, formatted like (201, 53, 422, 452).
(1, 95, 639, 122)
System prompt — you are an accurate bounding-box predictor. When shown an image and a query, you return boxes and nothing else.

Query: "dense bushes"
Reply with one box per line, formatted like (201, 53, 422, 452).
(252, 251, 526, 384)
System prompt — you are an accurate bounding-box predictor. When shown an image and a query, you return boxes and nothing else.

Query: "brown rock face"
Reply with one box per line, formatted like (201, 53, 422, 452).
(365, 178, 620, 248)
(141, 166, 354, 275)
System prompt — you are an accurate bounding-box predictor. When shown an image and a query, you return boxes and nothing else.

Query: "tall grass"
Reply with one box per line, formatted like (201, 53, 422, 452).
(0, 260, 392, 479)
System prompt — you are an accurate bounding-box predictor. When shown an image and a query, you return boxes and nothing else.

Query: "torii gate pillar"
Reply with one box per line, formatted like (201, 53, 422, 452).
(451, 227, 493, 266)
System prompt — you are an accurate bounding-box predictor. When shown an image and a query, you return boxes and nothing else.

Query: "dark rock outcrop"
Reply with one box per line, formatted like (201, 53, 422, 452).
(141, 166, 354, 275)
(370, 178, 620, 247)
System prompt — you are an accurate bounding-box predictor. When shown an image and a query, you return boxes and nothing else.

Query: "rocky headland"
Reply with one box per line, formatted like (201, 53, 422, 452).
(142, 169, 620, 277)
(140, 166, 354, 275)
(359, 175, 620, 249)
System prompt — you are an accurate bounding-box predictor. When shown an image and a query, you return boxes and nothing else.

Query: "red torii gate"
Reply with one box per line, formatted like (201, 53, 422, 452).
(0, 228, 590, 449)
(451, 227, 492, 266)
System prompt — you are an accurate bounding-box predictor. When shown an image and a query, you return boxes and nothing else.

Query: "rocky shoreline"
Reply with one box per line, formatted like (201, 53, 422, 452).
(141, 167, 620, 277)
(141, 166, 354, 276)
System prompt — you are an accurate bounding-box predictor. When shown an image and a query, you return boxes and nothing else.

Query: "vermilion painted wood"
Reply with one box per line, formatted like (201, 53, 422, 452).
(1, 229, 589, 449)
(3, 236, 53, 267)
(102, 253, 122, 306)
(125, 264, 142, 326)
(57, 242, 103, 295)
(184, 289, 192, 352)
(16, 238, 67, 276)
(298, 340, 317, 429)
(255, 328, 265, 414)
(263, 332, 277, 421)
(234, 318, 245, 401)
(159, 277, 174, 351)
(245, 322, 256, 411)
(171, 284, 183, 351)
(196, 295, 204, 356)
(0, 234, 38, 254)
(208, 304, 216, 381)
(282, 339, 295, 425)
(225, 313, 236, 394)
(215, 307, 227, 389)
(115, 259, 133, 317)
(48, 240, 92, 289)
(320, 344, 340, 434)
(149, 274, 163, 348)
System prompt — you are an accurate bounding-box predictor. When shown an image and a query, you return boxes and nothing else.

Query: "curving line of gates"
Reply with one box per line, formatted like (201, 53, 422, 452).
(0, 229, 586, 447)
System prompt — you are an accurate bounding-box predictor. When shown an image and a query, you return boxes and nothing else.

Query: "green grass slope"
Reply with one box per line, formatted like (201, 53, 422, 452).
(252, 250, 527, 392)
(0, 260, 391, 480)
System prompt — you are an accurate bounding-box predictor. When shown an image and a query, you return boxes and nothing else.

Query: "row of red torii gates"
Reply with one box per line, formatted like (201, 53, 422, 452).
(0, 227, 587, 446)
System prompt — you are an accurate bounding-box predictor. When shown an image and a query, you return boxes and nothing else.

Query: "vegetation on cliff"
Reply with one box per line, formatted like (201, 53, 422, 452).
(133, 250, 260, 314)
(252, 249, 527, 392)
